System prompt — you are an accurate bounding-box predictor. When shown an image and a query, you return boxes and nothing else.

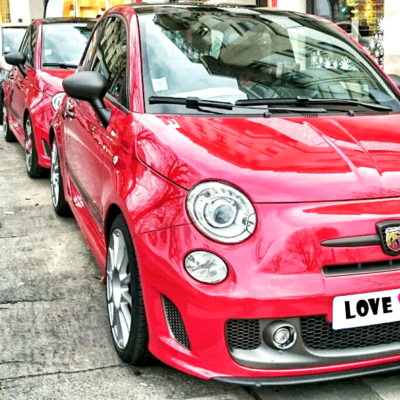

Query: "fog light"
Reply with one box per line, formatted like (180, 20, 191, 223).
(184, 251, 228, 284)
(264, 322, 297, 350)
(274, 328, 291, 346)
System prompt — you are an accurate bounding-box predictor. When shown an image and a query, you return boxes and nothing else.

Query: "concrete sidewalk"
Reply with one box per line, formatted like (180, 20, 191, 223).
(0, 129, 399, 399)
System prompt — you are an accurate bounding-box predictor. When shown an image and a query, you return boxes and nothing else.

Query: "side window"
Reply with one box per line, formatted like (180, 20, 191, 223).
(20, 25, 36, 67)
(81, 21, 104, 71)
(90, 17, 128, 108)
(19, 26, 31, 58)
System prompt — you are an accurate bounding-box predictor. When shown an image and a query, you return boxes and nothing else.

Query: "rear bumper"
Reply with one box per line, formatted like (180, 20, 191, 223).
(132, 197, 400, 380)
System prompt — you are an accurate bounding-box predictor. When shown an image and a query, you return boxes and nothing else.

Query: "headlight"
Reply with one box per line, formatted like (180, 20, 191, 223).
(52, 92, 65, 111)
(186, 181, 256, 243)
(184, 251, 228, 283)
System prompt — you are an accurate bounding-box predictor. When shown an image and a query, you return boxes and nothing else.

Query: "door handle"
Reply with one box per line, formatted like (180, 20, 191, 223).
(64, 101, 75, 119)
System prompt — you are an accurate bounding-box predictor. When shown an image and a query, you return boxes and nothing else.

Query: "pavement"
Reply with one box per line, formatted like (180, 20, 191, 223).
(0, 128, 400, 400)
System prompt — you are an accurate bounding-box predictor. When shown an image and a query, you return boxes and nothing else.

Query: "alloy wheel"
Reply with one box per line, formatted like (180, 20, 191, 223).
(106, 229, 132, 350)
(25, 119, 33, 171)
(50, 142, 60, 207)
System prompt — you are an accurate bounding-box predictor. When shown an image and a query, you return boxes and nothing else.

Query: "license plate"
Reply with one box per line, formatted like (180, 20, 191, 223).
(332, 288, 400, 330)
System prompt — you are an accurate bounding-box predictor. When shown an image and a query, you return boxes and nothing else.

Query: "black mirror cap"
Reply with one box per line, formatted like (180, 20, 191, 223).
(63, 71, 108, 102)
(389, 74, 400, 90)
(63, 71, 111, 127)
(5, 52, 26, 66)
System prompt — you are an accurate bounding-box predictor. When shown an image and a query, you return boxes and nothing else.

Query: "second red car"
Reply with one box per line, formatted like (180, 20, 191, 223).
(3, 17, 95, 177)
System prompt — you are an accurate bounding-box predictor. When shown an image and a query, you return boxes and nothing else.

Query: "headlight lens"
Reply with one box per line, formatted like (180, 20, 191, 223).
(52, 92, 65, 111)
(186, 181, 256, 243)
(184, 251, 228, 283)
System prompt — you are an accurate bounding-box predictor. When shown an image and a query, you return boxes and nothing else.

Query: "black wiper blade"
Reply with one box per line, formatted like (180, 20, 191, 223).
(296, 97, 393, 112)
(149, 96, 234, 110)
(236, 97, 392, 112)
(42, 62, 78, 69)
(150, 96, 327, 115)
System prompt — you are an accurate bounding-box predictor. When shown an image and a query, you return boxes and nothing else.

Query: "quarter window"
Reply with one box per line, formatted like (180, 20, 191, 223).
(90, 17, 128, 108)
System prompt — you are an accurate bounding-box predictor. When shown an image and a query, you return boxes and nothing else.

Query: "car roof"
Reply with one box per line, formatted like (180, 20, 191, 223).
(1, 23, 28, 28)
(35, 17, 97, 24)
(130, 2, 311, 18)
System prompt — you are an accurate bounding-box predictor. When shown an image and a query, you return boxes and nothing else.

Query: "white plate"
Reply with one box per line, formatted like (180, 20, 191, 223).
(332, 288, 400, 330)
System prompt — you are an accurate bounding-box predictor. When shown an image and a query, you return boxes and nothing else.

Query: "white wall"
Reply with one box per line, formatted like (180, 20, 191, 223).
(9, 0, 30, 23)
(276, 0, 306, 13)
(383, 0, 400, 75)
(9, 0, 44, 23)
(29, 0, 44, 20)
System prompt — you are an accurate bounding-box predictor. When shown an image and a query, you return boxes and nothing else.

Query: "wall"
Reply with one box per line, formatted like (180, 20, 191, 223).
(383, 0, 400, 75)
(276, 0, 306, 12)
(9, 0, 30, 23)
(9, 0, 43, 23)
(29, 0, 44, 20)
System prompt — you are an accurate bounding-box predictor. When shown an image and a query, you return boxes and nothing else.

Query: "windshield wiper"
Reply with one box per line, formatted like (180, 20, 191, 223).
(149, 96, 327, 115)
(42, 62, 78, 69)
(236, 96, 392, 112)
(149, 96, 234, 110)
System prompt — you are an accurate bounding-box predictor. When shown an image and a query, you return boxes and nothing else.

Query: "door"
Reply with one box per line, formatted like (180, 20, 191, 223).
(64, 16, 129, 227)
(9, 25, 37, 126)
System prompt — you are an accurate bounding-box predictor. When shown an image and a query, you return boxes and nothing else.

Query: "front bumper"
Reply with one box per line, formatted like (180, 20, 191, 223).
(133, 197, 400, 381)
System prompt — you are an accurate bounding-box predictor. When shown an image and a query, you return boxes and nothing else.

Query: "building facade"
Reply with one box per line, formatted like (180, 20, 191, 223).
(273, 0, 400, 75)
(0, 0, 43, 23)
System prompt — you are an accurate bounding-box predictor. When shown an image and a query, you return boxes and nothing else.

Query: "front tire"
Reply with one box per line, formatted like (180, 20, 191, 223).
(50, 139, 70, 216)
(106, 215, 150, 365)
(24, 116, 43, 178)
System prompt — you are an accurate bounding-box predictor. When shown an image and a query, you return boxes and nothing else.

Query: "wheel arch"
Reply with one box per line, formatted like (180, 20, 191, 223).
(104, 204, 125, 244)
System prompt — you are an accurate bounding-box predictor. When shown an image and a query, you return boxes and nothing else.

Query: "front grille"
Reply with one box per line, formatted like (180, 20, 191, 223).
(162, 296, 191, 350)
(226, 319, 261, 350)
(301, 315, 400, 350)
(323, 259, 400, 276)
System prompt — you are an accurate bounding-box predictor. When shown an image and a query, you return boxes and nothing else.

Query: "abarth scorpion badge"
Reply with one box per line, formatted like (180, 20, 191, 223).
(377, 221, 400, 256)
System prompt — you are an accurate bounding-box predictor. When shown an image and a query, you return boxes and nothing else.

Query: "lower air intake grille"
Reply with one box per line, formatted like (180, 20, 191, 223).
(301, 315, 400, 350)
(162, 296, 191, 350)
(226, 319, 261, 350)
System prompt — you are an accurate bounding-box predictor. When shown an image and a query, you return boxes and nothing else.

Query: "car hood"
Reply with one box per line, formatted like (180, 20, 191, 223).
(36, 69, 74, 96)
(136, 113, 400, 203)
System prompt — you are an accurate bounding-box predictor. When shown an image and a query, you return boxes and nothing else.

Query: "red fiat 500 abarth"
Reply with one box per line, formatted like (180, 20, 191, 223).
(3, 18, 95, 178)
(50, 4, 400, 384)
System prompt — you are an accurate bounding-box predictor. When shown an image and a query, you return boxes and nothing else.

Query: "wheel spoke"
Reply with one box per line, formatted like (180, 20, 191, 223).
(121, 273, 131, 285)
(115, 235, 126, 271)
(121, 287, 132, 306)
(119, 308, 130, 345)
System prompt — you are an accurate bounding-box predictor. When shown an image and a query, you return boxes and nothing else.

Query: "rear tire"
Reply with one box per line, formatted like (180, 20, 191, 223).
(24, 115, 43, 178)
(50, 139, 70, 216)
(3, 105, 15, 142)
(0, 91, 4, 126)
(106, 215, 150, 365)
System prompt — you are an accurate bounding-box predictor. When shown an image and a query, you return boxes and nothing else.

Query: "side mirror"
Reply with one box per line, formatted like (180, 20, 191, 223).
(5, 52, 26, 77)
(389, 74, 400, 90)
(63, 71, 111, 127)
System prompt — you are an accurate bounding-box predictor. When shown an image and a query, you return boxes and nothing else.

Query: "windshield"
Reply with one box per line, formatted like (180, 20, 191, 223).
(2, 27, 26, 55)
(139, 8, 400, 115)
(42, 22, 95, 68)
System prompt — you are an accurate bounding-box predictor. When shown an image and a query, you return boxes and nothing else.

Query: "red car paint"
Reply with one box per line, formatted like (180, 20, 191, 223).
(3, 18, 94, 170)
(50, 5, 400, 382)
